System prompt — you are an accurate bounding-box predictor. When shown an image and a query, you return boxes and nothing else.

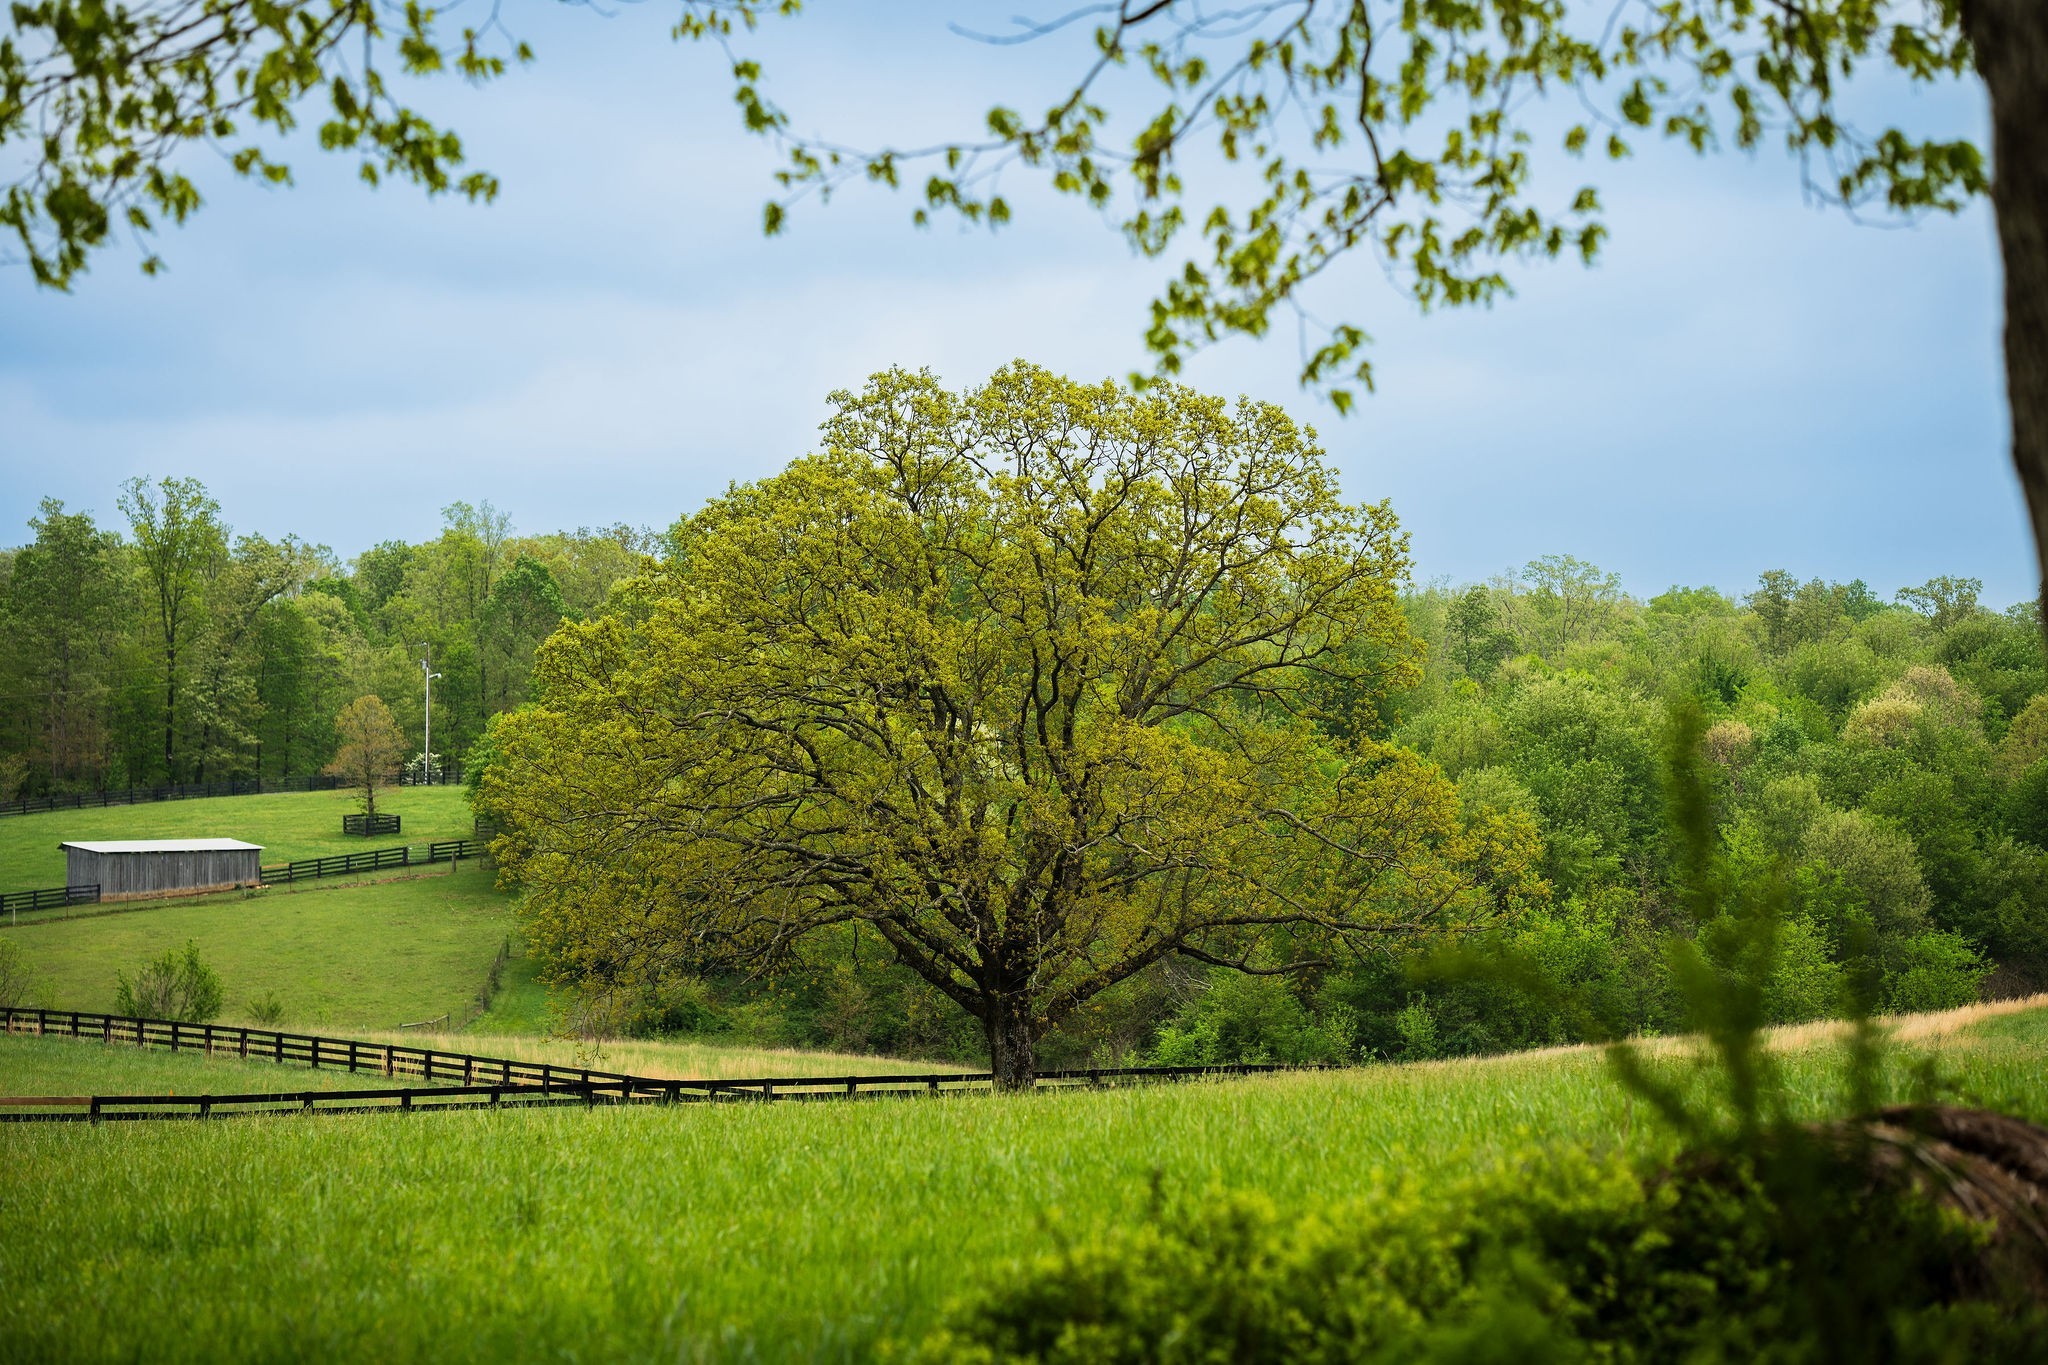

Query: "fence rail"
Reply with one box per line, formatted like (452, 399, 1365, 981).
(0, 1007, 1326, 1123)
(0, 765, 465, 819)
(342, 813, 401, 837)
(0, 884, 99, 915)
(258, 838, 486, 886)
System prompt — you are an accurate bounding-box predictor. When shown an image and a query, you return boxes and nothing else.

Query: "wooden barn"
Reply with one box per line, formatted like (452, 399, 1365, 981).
(60, 839, 264, 901)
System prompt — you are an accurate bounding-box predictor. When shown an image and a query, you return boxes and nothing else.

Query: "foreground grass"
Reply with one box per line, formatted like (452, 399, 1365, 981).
(1, 864, 511, 1029)
(0, 786, 476, 890)
(2, 1004, 2042, 1364)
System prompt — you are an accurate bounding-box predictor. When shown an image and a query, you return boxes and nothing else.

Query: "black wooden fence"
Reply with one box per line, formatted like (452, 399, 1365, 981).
(0, 1007, 1326, 1123)
(258, 838, 486, 885)
(0, 884, 99, 915)
(342, 813, 401, 837)
(0, 764, 465, 819)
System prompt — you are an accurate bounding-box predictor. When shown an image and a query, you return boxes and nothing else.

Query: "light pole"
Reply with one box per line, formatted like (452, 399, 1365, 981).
(420, 652, 443, 785)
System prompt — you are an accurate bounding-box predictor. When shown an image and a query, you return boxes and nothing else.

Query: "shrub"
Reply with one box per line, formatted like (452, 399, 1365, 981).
(113, 940, 223, 1022)
(246, 990, 285, 1026)
(912, 1145, 2045, 1364)
(0, 938, 45, 1009)
(1884, 932, 1990, 1014)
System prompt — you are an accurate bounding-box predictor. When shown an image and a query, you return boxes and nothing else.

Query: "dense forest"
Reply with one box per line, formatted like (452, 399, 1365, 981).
(0, 477, 648, 794)
(4, 481, 2043, 1063)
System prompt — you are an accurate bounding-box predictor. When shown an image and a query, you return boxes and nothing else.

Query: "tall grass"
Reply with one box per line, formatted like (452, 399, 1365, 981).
(3, 1006, 2042, 1364)
(349, 1028, 954, 1080)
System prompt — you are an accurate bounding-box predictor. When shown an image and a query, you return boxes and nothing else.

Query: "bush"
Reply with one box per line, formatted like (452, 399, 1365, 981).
(1884, 932, 1990, 1014)
(0, 938, 46, 1009)
(246, 990, 285, 1026)
(1145, 973, 1353, 1067)
(113, 940, 223, 1022)
(913, 1147, 2045, 1363)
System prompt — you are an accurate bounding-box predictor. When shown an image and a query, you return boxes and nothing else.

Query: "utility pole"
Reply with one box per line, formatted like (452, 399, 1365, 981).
(419, 647, 443, 785)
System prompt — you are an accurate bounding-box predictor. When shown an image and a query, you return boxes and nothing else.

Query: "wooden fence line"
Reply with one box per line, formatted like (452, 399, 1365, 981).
(0, 1006, 1327, 1123)
(258, 838, 486, 885)
(0, 883, 99, 916)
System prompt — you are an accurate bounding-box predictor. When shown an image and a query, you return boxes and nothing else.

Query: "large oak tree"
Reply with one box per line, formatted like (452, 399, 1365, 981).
(487, 364, 1541, 1086)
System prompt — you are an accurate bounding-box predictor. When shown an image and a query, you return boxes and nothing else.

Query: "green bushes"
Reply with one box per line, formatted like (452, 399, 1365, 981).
(112, 940, 222, 1022)
(914, 1144, 2044, 1363)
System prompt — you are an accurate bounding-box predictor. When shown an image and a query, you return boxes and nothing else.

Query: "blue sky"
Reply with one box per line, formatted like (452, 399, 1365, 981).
(0, 2, 2028, 603)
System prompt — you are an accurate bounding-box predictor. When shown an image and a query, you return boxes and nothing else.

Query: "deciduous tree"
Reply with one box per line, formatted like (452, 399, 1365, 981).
(325, 693, 405, 818)
(489, 364, 1537, 1087)
(117, 475, 225, 782)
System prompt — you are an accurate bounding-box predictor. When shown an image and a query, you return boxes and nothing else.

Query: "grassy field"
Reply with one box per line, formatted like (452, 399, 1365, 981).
(0, 786, 477, 890)
(350, 1027, 954, 1080)
(1, 863, 512, 1030)
(0, 1033, 438, 1097)
(2, 1002, 2042, 1364)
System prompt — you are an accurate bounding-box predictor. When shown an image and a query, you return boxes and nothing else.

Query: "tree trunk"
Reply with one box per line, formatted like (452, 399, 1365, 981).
(986, 993, 1038, 1092)
(1966, 0, 2048, 617)
(161, 646, 176, 783)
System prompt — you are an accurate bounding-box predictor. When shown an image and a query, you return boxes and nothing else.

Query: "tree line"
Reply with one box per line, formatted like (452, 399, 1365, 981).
(0, 477, 653, 797)
(521, 545, 2047, 1072)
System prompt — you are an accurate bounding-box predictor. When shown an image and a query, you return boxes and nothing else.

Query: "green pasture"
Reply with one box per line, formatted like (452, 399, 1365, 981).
(0, 786, 477, 890)
(0, 864, 511, 1030)
(0, 1033, 436, 1097)
(1, 1005, 2042, 1364)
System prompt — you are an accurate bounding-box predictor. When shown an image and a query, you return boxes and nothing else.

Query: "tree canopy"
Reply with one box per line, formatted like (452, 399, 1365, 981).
(486, 363, 1541, 1085)
(7, 1, 2040, 590)
(326, 692, 405, 817)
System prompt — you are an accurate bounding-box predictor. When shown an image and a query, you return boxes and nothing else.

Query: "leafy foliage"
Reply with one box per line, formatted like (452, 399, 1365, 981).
(0, 483, 629, 794)
(324, 693, 405, 817)
(489, 363, 1541, 1084)
(113, 938, 222, 1022)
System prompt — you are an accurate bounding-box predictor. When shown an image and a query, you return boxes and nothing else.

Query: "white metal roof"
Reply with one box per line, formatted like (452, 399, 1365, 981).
(59, 839, 265, 853)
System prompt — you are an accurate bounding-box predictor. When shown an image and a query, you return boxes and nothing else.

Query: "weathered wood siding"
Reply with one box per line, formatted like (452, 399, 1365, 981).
(65, 847, 263, 900)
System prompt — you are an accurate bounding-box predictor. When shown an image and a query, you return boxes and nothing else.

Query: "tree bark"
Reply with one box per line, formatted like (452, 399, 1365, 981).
(986, 991, 1038, 1092)
(1965, 0, 2048, 617)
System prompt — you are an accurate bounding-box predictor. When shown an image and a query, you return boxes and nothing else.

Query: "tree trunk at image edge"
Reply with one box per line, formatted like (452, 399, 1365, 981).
(1968, 0, 2048, 618)
(986, 994, 1037, 1093)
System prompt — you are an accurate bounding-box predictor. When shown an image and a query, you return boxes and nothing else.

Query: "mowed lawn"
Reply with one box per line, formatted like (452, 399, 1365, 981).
(1, 1005, 2043, 1364)
(0, 786, 477, 890)
(0, 865, 512, 1030)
